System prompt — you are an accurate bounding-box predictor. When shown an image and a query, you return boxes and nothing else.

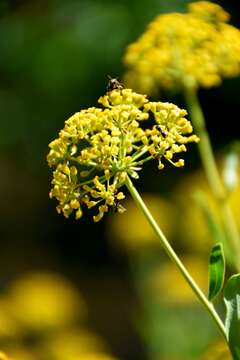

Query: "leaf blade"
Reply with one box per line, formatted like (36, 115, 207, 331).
(224, 274, 240, 359)
(208, 243, 225, 301)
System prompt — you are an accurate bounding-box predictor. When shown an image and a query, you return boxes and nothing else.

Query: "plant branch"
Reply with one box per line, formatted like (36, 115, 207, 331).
(125, 175, 227, 340)
(184, 88, 240, 271)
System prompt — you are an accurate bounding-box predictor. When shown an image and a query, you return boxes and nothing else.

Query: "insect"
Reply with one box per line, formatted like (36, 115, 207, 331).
(112, 200, 126, 214)
(156, 125, 168, 138)
(106, 76, 124, 92)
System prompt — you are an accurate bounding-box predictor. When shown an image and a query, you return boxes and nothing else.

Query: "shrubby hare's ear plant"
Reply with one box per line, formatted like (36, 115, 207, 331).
(48, 1, 240, 358)
(123, 1, 240, 358)
(47, 80, 226, 353)
(124, 0, 240, 268)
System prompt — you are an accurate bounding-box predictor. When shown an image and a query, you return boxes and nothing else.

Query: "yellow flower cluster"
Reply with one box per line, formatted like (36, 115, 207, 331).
(47, 87, 198, 221)
(123, 1, 240, 93)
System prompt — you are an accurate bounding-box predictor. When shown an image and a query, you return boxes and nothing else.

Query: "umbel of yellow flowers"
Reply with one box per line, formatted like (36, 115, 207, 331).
(47, 86, 198, 222)
(124, 1, 240, 93)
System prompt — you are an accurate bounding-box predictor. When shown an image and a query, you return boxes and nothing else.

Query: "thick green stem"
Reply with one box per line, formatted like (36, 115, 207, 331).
(184, 88, 240, 271)
(125, 175, 227, 340)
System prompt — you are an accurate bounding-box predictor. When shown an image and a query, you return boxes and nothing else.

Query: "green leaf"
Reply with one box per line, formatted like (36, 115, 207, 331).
(208, 243, 225, 301)
(224, 274, 240, 359)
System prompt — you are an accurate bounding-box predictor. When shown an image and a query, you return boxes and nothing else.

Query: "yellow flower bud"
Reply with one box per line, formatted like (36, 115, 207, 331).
(75, 208, 83, 219)
(70, 199, 80, 209)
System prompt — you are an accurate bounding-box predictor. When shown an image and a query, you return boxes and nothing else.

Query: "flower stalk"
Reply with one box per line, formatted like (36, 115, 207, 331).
(184, 88, 240, 271)
(125, 174, 227, 340)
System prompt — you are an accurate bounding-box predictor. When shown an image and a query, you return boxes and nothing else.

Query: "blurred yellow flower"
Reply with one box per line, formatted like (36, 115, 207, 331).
(0, 299, 22, 339)
(201, 340, 231, 359)
(0, 352, 10, 360)
(71, 354, 118, 360)
(107, 194, 176, 252)
(6, 348, 35, 360)
(7, 272, 86, 332)
(45, 329, 107, 360)
(147, 256, 208, 304)
(123, 1, 240, 93)
(188, 1, 229, 23)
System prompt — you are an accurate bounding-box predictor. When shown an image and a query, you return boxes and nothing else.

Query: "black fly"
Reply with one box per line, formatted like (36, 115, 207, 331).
(106, 76, 124, 92)
(156, 125, 168, 138)
(112, 200, 126, 214)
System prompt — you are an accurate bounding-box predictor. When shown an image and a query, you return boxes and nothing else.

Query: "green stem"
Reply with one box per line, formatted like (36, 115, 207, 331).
(119, 132, 126, 165)
(131, 146, 148, 161)
(67, 155, 97, 168)
(125, 175, 227, 340)
(132, 155, 153, 167)
(184, 88, 240, 271)
(78, 174, 106, 187)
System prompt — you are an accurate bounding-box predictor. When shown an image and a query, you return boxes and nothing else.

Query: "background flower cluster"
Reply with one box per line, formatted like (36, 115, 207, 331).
(124, 1, 240, 93)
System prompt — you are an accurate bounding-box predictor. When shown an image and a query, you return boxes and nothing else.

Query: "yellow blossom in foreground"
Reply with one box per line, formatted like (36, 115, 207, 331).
(47, 86, 198, 221)
(123, 1, 240, 93)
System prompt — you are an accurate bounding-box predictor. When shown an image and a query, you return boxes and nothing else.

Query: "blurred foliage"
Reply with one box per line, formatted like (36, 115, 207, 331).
(0, 0, 191, 156)
(107, 156, 240, 358)
(200, 341, 231, 359)
(108, 156, 240, 257)
(174, 158, 240, 257)
(128, 252, 219, 359)
(107, 194, 175, 252)
(147, 256, 208, 305)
